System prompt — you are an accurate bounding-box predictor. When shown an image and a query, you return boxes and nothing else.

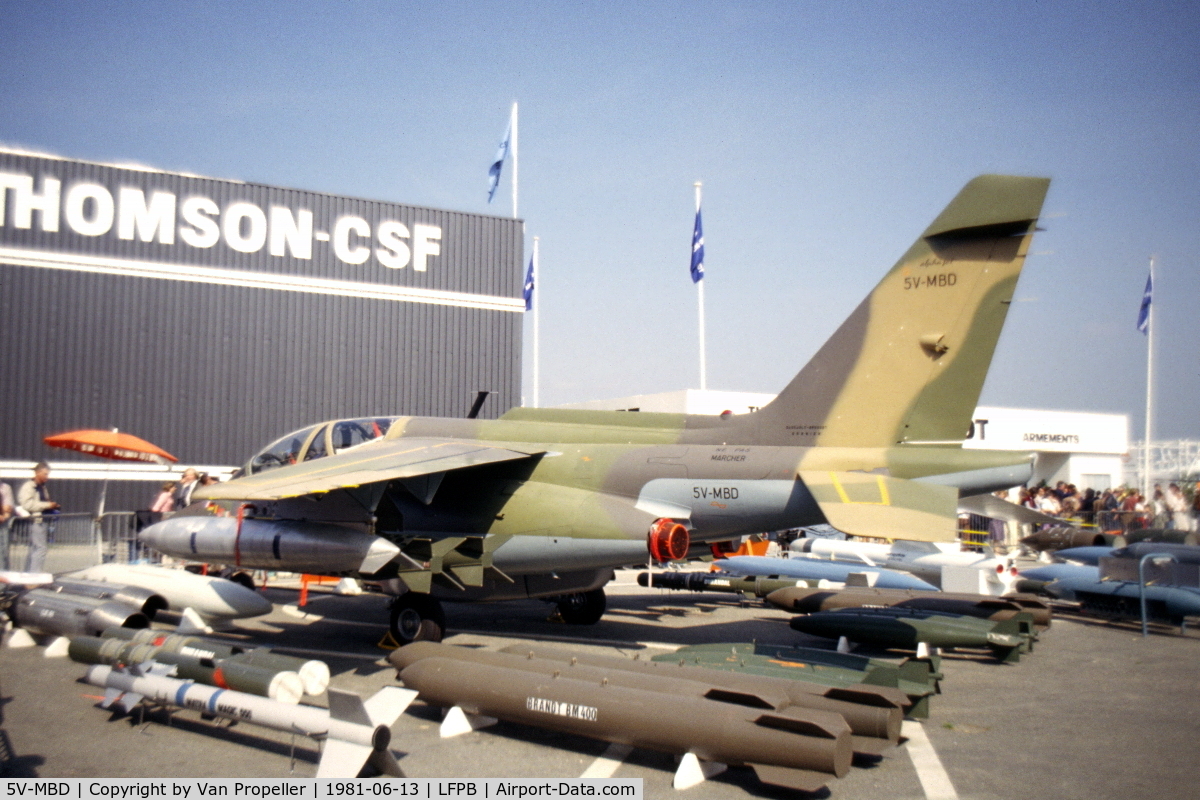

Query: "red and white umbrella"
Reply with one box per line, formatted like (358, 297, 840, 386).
(44, 430, 177, 465)
(43, 429, 178, 516)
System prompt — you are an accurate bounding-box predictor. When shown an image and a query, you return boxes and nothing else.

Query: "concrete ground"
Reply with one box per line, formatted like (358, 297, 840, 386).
(1, 569, 1198, 799)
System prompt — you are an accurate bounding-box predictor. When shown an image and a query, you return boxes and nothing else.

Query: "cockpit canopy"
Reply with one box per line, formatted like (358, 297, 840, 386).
(245, 417, 400, 475)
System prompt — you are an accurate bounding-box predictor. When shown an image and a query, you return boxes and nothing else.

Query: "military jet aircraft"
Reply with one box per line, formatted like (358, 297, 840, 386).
(140, 174, 1051, 644)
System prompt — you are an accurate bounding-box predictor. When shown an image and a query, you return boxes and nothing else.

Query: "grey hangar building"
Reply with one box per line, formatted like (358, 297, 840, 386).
(0, 148, 525, 512)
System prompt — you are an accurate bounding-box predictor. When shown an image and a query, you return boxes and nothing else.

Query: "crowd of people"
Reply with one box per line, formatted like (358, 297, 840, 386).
(145, 467, 220, 522)
(1013, 480, 1200, 532)
(0, 463, 220, 572)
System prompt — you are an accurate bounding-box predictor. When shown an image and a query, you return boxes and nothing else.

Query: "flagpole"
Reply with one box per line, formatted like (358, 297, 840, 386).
(532, 235, 540, 407)
(1143, 256, 1155, 498)
(694, 181, 707, 391)
(511, 102, 518, 219)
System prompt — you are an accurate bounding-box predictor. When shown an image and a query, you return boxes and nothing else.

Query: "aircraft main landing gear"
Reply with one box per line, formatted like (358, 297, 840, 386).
(555, 588, 607, 625)
(389, 592, 446, 646)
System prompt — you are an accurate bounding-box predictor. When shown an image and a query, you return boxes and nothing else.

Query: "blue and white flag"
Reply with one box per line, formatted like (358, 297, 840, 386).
(690, 207, 704, 283)
(487, 119, 511, 203)
(523, 252, 535, 310)
(1136, 270, 1152, 334)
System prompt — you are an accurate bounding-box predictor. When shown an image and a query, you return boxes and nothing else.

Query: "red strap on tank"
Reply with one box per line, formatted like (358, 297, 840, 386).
(233, 503, 250, 567)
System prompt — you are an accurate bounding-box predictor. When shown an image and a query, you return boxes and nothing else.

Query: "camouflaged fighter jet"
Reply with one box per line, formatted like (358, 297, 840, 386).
(139, 174, 1051, 645)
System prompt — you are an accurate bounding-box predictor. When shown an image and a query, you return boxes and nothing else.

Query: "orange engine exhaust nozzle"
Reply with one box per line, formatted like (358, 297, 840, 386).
(647, 518, 690, 562)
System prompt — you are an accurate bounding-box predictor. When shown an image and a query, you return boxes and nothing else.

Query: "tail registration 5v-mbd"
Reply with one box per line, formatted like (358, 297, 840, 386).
(140, 175, 1051, 644)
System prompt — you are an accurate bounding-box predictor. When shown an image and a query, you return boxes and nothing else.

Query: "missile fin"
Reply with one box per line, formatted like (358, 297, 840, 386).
(749, 763, 830, 793)
(440, 705, 497, 738)
(43, 636, 70, 658)
(987, 641, 1022, 663)
(315, 738, 374, 779)
(366, 746, 406, 778)
(701, 688, 776, 710)
(397, 570, 433, 594)
(906, 695, 932, 719)
(327, 688, 372, 727)
(107, 688, 144, 714)
(6, 628, 38, 648)
(753, 712, 842, 739)
(673, 753, 726, 789)
(98, 687, 123, 709)
(449, 564, 485, 587)
(823, 686, 907, 710)
(177, 607, 212, 634)
(362, 686, 419, 729)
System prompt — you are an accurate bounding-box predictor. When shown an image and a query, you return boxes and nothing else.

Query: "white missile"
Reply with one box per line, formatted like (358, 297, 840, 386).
(791, 538, 1016, 594)
(66, 563, 273, 621)
(85, 663, 417, 778)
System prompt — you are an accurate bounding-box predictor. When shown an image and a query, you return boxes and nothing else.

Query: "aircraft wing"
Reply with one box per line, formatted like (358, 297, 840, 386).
(196, 438, 546, 501)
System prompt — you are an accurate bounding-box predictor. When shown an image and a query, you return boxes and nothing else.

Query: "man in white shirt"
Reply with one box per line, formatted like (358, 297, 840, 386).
(17, 463, 59, 572)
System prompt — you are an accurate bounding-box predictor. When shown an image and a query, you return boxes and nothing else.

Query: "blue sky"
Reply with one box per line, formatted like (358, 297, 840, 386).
(3, 1, 1197, 439)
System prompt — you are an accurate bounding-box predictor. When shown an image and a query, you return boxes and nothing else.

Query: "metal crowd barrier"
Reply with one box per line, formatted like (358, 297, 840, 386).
(3, 511, 147, 573)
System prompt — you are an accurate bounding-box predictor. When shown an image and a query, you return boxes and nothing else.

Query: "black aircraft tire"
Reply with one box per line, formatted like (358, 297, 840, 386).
(389, 593, 446, 645)
(557, 589, 607, 625)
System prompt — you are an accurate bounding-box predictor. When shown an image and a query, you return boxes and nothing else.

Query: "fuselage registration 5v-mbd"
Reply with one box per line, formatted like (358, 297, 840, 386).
(140, 175, 1051, 645)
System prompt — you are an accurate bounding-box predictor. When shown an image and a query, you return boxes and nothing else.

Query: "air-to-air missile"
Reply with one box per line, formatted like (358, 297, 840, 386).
(98, 627, 331, 696)
(487, 642, 908, 736)
(396, 652, 853, 793)
(68, 635, 306, 703)
(789, 537, 1016, 593)
(790, 608, 1036, 662)
(636, 570, 817, 597)
(765, 586, 1053, 628)
(715, 555, 940, 591)
(1019, 525, 1125, 553)
(651, 642, 941, 719)
(8, 587, 148, 637)
(84, 663, 416, 779)
(391, 641, 898, 754)
(65, 563, 273, 622)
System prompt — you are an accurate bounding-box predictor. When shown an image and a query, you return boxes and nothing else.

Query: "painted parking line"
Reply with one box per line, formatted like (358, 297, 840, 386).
(902, 720, 958, 800)
(579, 742, 633, 779)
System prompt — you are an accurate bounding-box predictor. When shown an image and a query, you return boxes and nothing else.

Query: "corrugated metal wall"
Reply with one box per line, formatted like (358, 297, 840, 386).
(0, 150, 523, 512)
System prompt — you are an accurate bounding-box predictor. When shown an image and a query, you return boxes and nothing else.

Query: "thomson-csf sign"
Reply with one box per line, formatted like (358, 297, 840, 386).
(0, 156, 440, 271)
(0, 150, 524, 311)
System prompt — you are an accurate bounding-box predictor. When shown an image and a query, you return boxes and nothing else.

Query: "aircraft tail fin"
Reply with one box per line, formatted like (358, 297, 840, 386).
(741, 175, 1050, 447)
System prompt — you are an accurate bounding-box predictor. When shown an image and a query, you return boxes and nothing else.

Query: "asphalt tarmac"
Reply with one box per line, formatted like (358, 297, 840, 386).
(2, 570, 1198, 799)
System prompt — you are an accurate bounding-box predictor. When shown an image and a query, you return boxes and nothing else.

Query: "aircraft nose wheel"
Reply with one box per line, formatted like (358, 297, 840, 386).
(555, 588, 607, 625)
(388, 593, 446, 645)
